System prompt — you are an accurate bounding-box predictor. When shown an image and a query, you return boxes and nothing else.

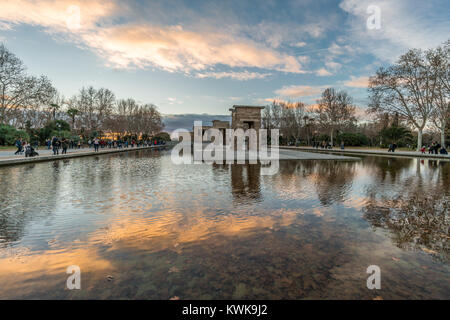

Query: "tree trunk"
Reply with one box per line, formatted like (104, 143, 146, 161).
(417, 129, 423, 151)
(330, 129, 334, 147)
(441, 126, 446, 148)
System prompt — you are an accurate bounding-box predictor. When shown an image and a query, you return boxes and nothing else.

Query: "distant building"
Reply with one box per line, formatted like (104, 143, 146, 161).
(229, 105, 265, 131)
(191, 105, 264, 144)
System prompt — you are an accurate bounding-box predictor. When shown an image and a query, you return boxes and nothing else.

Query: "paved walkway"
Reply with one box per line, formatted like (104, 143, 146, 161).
(190, 145, 360, 161)
(0, 145, 169, 167)
(281, 146, 450, 161)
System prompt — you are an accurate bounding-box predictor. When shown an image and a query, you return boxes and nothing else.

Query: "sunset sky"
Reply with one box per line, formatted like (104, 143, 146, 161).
(0, 0, 448, 124)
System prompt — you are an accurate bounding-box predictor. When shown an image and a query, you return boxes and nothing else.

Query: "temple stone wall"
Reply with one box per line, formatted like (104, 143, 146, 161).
(190, 105, 264, 143)
(229, 105, 264, 130)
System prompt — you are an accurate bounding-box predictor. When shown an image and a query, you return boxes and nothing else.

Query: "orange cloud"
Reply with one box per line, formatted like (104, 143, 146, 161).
(344, 76, 370, 88)
(196, 71, 271, 80)
(275, 85, 323, 98)
(0, 0, 116, 31)
(81, 24, 305, 73)
(0, 1, 307, 75)
(316, 68, 332, 76)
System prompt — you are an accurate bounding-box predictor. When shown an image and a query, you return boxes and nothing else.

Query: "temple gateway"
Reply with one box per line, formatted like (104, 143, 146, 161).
(194, 105, 264, 144)
(229, 105, 265, 131)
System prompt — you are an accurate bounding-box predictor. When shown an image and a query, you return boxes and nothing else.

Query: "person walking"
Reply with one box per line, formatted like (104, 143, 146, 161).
(14, 138, 23, 155)
(52, 136, 60, 155)
(93, 137, 100, 152)
(435, 142, 441, 155)
(392, 143, 397, 152)
(62, 138, 68, 154)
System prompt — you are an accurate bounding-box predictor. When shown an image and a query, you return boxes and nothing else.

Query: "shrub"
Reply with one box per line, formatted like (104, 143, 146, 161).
(380, 126, 413, 147)
(39, 120, 71, 141)
(336, 132, 369, 146)
(0, 124, 30, 145)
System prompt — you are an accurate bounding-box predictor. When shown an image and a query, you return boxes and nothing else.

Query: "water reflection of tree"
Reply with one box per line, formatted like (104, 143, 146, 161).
(230, 163, 261, 204)
(312, 161, 356, 206)
(264, 160, 356, 206)
(363, 179, 449, 262)
(361, 156, 413, 184)
(0, 163, 61, 246)
(0, 151, 165, 247)
(278, 160, 316, 176)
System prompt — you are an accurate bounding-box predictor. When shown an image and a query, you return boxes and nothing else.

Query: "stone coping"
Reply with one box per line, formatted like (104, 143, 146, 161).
(280, 146, 450, 161)
(0, 145, 170, 167)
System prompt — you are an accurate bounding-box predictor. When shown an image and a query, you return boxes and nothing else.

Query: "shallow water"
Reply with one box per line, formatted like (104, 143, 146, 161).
(0, 149, 448, 299)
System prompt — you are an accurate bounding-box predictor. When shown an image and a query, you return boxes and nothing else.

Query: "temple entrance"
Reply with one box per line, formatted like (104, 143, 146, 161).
(243, 121, 255, 130)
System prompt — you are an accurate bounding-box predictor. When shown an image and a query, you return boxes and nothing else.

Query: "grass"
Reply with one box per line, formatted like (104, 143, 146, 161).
(0, 146, 15, 151)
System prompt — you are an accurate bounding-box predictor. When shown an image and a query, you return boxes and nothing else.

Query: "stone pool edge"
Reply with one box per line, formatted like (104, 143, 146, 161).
(0, 145, 171, 167)
(281, 146, 450, 161)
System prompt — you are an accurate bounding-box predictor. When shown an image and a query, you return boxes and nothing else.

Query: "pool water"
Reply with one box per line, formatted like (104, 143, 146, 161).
(0, 149, 448, 299)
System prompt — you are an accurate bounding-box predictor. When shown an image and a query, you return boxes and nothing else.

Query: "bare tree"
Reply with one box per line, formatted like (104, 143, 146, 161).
(262, 101, 307, 144)
(280, 102, 306, 144)
(76, 86, 97, 134)
(95, 88, 115, 131)
(428, 41, 449, 147)
(112, 98, 163, 137)
(315, 88, 356, 146)
(369, 48, 439, 150)
(0, 44, 55, 125)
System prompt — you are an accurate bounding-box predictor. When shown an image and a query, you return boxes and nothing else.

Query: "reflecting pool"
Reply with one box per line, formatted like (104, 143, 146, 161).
(0, 149, 448, 299)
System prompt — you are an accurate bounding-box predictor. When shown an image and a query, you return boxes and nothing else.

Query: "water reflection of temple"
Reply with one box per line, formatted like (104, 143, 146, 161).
(231, 163, 262, 204)
(210, 162, 262, 204)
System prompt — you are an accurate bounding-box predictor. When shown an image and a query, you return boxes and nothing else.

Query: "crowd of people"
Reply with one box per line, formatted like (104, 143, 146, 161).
(420, 141, 448, 155)
(13, 137, 166, 157)
(13, 138, 39, 157)
(312, 141, 333, 149)
(388, 143, 398, 152)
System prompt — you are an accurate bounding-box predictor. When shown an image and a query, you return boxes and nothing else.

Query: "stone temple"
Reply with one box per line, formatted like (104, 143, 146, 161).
(193, 105, 264, 144)
(229, 105, 265, 131)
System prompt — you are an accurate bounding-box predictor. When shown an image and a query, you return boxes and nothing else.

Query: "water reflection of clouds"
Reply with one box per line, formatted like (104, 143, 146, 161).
(88, 207, 302, 251)
(0, 203, 304, 298)
(0, 246, 113, 298)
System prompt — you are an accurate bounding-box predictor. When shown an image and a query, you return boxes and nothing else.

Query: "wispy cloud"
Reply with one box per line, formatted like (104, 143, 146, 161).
(82, 24, 306, 73)
(0, 21, 12, 30)
(167, 97, 183, 105)
(316, 68, 332, 76)
(293, 41, 307, 48)
(340, 0, 450, 61)
(0, 0, 307, 76)
(344, 76, 369, 88)
(196, 71, 271, 81)
(0, 0, 116, 31)
(274, 85, 323, 98)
